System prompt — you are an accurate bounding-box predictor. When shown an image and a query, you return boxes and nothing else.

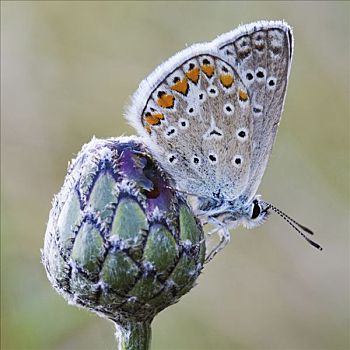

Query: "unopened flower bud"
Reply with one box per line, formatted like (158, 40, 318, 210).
(42, 136, 205, 349)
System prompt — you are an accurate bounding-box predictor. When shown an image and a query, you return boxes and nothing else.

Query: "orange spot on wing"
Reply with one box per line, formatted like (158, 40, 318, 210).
(145, 112, 164, 125)
(144, 124, 151, 134)
(239, 89, 249, 101)
(201, 64, 215, 78)
(155, 112, 164, 120)
(157, 94, 175, 108)
(220, 74, 234, 88)
(171, 78, 189, 95)
(255, 43, 265, 51)
(185, 67, 200, 83)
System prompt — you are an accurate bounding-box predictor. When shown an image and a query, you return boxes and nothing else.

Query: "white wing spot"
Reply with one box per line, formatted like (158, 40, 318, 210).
(168, 154, 178, 164)
(164, 126, 177, 139)
(166, 70, 186, 87)
(223, 102, 235, 116)
(236, 128, 248, 142)
(208, 152, 218, 164)
(233, 155, 243, 168)
(244, 70, 255, 84)
(269, 30, 284, 56)
(200, 56, 214, 66)
(198, 91, 207, 103)
(191, 155, 201, 167)
(207, 85, 219, 98)
(185, 59, 199, 71)
(267, 77, 277, 90)
(186, 106, 196, 116)
(203, 116, 223, 140)
(252, 104, 263, 117)
(255, 67, 266, 80)
(178, 118, 189, 129)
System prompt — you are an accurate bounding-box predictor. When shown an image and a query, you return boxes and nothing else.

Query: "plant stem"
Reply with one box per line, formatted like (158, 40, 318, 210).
(115, 320, 152, 350)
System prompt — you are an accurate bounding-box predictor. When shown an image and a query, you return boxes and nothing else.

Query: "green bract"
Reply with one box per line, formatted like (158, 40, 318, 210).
(42, 136, 205, 334)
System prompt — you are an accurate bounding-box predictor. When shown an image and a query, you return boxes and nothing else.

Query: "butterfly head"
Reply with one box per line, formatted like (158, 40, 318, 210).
(242, 197, 323, 251)
(241, 196, 271, 229)
(194, 194, 322, 263)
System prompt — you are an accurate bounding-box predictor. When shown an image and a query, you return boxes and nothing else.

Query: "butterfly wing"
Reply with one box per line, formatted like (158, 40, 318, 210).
(127, 50, 253, 200)
(215, 21, 293, 202)
(126, 20, 293, 203)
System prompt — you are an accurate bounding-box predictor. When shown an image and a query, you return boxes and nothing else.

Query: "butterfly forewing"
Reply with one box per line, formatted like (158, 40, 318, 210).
(216, 23, 293, 201)
(127, 21, 292, 204)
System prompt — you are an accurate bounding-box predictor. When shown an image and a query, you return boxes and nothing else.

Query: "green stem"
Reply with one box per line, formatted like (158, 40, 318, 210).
(115, 320, 152, 350)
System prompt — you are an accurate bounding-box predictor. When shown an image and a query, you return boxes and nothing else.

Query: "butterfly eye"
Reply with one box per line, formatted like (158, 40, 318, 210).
(251, 200, 261, 219)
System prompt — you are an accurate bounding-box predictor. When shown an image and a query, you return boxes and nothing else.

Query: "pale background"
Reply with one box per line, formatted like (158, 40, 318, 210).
(1, 1, 349, 349)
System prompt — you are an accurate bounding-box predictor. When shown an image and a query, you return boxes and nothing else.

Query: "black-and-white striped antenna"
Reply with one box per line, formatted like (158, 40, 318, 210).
(263, 201, 323, 251)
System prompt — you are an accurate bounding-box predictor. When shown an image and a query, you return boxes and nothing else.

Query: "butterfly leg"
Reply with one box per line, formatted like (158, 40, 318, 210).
(207, 226, 220, 236)
(205, 217, 231, 263)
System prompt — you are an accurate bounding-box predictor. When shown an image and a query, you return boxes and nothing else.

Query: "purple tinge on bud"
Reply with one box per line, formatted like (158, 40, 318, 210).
(42, 136, 205, 325)
(118, 145, 174, 214)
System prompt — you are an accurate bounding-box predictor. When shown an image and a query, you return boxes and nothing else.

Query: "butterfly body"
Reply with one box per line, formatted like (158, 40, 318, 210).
(126, 21, 321, 258)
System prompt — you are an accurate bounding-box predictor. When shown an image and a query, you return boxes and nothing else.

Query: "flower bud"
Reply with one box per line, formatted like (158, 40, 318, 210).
(42, 136, 205, 329)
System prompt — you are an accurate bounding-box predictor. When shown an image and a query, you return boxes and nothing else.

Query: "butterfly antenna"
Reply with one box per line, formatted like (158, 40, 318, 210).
(263, 202, 323, 251)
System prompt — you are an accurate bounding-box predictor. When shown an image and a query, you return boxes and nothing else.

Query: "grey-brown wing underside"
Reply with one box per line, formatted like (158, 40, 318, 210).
(126, 20, 293, 203)
(129, 54, 253, 200)
(216, 21, 293, 201)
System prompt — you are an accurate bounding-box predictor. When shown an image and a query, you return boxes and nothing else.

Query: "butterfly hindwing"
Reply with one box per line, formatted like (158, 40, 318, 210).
(131, 54, 253, 200)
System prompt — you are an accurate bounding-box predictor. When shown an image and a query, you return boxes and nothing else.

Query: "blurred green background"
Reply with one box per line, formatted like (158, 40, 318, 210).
(1, 1, 349, 349)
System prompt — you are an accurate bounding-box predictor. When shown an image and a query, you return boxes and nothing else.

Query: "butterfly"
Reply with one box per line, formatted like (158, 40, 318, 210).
(125, 20, 322, 261)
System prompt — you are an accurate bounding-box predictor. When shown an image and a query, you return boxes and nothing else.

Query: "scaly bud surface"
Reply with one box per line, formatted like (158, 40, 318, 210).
(42, 136, 205, 349)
